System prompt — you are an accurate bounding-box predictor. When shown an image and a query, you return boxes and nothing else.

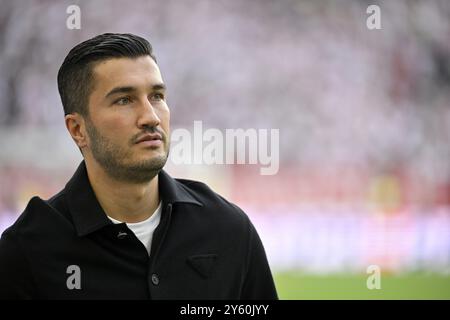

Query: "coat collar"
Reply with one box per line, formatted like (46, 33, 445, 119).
(65, 161, 202, 237)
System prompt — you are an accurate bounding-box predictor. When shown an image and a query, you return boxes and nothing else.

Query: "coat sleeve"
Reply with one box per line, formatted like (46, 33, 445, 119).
(0, 231, 37, 299)
(240, 219, 278, 300)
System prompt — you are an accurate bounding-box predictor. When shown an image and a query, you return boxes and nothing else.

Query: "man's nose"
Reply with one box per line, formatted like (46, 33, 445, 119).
(137, 98, 160, 128)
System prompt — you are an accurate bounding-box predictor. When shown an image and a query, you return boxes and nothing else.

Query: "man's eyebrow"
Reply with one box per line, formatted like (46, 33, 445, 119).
(105, 86, 136, 99)
(105, 83, 166, 99)
(152, 83, 167, 91)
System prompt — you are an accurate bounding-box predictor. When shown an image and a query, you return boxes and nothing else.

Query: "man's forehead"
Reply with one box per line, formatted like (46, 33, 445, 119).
(92, 56, 162, 88)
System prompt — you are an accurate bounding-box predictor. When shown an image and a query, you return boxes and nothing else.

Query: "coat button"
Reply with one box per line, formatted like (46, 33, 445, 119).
(151, 273, 160, 286)
(117, 231, 128, 239)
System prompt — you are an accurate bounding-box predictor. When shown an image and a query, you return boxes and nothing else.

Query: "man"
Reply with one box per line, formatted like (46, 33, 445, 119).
(0, 33, 277, 299)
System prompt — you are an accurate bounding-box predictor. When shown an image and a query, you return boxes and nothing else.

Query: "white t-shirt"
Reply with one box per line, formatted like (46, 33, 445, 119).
(108, 202, 162, 256)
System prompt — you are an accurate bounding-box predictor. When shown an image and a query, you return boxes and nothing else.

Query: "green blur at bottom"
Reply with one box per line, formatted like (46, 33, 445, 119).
(274, 271, 450, 300)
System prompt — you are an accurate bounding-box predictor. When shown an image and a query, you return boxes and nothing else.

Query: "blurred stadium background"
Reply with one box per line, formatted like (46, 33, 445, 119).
(0, 0, 449, 299)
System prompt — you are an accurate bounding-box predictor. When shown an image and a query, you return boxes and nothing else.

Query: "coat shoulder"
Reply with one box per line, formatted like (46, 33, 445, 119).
(174, 178, 251, 226)
(1, 191, 68, 238)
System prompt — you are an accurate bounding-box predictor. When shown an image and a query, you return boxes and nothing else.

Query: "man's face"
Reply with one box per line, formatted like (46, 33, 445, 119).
(84, 56, 170, 183)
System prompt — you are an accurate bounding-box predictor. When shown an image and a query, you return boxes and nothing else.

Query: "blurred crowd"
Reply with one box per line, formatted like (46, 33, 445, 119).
(0, 0, 449, 271)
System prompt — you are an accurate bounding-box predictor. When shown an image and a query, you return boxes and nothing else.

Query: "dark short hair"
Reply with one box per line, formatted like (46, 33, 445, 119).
(57, 33, 157, 116)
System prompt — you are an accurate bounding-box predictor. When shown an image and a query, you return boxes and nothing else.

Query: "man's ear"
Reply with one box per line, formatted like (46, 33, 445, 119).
(65, 113, 88, 149)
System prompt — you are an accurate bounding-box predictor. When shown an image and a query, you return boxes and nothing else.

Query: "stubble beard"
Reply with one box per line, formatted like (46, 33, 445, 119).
(85, 120, 169, 184)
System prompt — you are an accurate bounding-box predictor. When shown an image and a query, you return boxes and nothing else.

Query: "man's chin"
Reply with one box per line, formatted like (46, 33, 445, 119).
(102, 155, 168, 184)
(133, 155, 168, 173)
(137, 154, 167, 167)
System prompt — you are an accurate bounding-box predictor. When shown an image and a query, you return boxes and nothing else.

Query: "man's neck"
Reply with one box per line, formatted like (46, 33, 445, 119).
(85, 160, 160, 223)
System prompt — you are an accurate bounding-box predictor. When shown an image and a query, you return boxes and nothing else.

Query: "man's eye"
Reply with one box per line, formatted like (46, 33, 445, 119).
(115, 97, 132, 105)
(151, 93, 164, 101)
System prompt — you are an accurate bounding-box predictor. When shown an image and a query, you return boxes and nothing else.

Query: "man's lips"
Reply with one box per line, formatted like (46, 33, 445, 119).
(135, 133, 163, 144)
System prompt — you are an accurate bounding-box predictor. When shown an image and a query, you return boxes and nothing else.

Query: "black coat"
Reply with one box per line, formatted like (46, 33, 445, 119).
(0, 162, 278, 299)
